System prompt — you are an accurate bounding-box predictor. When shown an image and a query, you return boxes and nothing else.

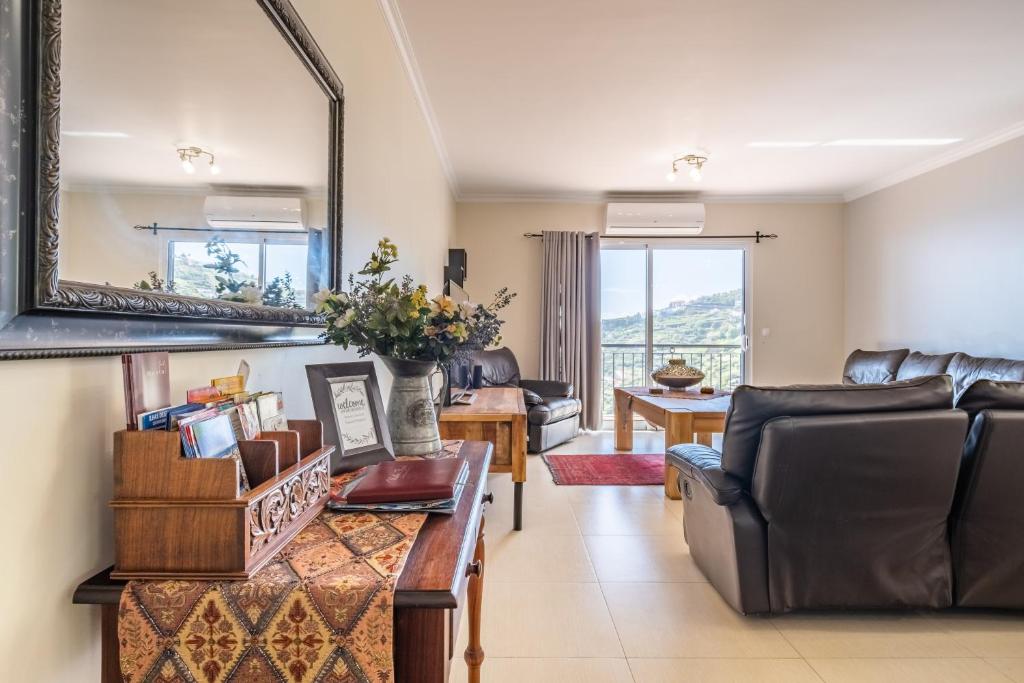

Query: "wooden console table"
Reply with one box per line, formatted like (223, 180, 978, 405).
(614, 387, 730, 500)
(439, 387, 527, 530)
(73, 441, 493, 683)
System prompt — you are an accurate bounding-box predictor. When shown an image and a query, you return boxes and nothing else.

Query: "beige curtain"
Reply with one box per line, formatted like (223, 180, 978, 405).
(540, 230, 602, 430)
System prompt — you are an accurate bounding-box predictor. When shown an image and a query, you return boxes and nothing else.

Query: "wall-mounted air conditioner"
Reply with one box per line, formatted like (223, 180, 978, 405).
(203, 195, 305, 231)
(604, 202, 705, 236)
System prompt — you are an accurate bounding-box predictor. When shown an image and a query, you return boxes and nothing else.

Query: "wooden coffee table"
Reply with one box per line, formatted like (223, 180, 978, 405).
(613, 386, 731, 500)
(439, 387, 527, 530)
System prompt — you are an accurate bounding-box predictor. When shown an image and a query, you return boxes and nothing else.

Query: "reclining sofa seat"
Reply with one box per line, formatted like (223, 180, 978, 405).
(950, 380, 1024, 608)
(667, 375, 966, 615)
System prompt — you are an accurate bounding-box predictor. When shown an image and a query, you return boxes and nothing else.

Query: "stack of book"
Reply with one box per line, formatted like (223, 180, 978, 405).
(121, 353, 291, 496)
(330, 458, 470, 514)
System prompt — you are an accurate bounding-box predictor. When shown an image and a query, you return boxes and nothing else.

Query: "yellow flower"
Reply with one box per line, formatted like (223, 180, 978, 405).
(410, 287, 429, 310)
(430, 294, 457, 318)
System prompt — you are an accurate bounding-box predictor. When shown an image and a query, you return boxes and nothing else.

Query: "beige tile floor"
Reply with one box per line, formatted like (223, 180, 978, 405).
(450, 431, 1024, 683)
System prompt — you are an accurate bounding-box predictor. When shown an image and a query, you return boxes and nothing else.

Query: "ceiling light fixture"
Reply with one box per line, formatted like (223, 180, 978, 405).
(176, 146, 220, 175)
(666, 153, 707, 182)
(747, 141, 819, 148)
(824, 138, 962, 147)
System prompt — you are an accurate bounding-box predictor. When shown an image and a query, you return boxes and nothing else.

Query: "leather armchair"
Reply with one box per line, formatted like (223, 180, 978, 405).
(459, 347, 581, 452)
(668, 375, 968, 614)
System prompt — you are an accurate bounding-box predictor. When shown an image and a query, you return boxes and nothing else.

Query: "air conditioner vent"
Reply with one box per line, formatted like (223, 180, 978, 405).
(605, 202, 705, 236)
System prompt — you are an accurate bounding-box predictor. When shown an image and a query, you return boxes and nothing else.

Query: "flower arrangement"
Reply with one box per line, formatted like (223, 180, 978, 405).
(315, 238, 515, 363)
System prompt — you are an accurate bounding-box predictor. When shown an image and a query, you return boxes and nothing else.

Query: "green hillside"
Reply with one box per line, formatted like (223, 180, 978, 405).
(601, 288, 742, 346)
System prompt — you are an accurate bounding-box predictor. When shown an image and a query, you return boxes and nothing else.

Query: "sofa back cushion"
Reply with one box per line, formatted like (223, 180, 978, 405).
(896, 351, 957, 381)
(720, 375, 954, 483)
(955, 379, 1024, 420)
(752, 409, 966, 612)
(947, 353, 1024, 400)
(842, 348, 909, 384)
(465, 347, 521, 387)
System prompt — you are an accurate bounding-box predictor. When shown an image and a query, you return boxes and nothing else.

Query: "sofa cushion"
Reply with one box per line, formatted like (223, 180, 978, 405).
(947, 353, 1024, 400)
(955, 379, 1024, 420)
(521, 388, 544, 406)
(471, 347, 522, 387)
(720, 375, 954, 483)
(842, 348, 909, 384)
(527, 396, 582, 425)
(897, 351, 957, 381)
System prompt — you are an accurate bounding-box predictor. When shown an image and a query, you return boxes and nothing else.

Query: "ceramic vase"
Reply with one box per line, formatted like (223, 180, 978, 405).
(379, 356, 443, 455)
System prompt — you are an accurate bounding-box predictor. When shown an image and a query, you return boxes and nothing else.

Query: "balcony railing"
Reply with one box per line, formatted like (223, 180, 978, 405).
(601, 343, 744, 418)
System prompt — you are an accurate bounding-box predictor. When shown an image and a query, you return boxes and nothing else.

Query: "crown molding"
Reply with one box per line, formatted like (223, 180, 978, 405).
(844, 120, 1024, 202)
(457, 191, 844, 204)
(376, 0, 461, 200)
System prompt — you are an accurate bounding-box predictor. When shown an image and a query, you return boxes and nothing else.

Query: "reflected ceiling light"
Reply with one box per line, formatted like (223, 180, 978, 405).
(666, 153, 707, 182)
(63, 130, 131, 138)
(177, 145, 220, 175)
(748, 141, 819, 148)
(824, 138, 961, 146)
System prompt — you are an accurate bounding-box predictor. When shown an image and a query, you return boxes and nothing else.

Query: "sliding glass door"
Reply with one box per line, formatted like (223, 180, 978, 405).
(600, 245, 747, 421)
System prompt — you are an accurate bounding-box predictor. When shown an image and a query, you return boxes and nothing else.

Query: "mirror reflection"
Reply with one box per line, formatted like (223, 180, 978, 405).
(56, 0, 330, 310)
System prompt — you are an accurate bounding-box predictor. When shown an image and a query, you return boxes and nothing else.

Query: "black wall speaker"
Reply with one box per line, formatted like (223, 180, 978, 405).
(444, 248, 467, 291)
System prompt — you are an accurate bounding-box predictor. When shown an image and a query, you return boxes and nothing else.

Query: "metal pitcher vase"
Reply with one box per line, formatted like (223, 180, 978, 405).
(379, 356, 445, 456)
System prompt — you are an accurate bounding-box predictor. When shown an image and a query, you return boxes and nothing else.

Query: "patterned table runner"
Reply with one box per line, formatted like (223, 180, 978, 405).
(626, 386, 731, 401)
(118, 441, 463, 683)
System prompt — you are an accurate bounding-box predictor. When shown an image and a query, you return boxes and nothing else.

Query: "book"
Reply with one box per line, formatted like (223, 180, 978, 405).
(137, 407, 171, 431)
(330, 461, 470, 514)
(122, 352, 171, 430)
(220, 405, 247, 442)
(255, 392, 287, 432)
(344, 458, 468, 504)
(166, 403, 206, 430)
(212, 374, 245, 396)
(186, 385, 222, 404)
(236, 401, 262, 440)
(185, 412, 251, 494)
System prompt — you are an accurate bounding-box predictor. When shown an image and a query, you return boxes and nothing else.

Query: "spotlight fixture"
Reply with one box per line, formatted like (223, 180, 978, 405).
(666, 153, 707, 182)
(176, 146, 220, 175)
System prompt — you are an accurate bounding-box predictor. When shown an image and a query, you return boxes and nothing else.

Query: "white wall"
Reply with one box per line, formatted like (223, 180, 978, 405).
(0, 0, 455, 678)
(455, 201, 846, 386)
(844, 136, 1024, 358)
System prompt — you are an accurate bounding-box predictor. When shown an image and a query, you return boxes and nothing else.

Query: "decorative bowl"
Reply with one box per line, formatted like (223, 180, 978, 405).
(651, 358, 705, 389)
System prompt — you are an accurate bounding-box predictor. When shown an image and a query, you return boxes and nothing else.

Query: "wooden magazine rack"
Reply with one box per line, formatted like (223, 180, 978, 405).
(110, 420, 335, 580)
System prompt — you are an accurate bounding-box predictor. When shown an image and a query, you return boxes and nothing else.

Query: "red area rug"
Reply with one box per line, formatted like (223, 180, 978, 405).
(542, 453, 664, 486)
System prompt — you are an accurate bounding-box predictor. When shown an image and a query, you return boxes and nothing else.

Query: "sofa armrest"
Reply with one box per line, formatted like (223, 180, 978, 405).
(667, 443, 745, 506)
(521, 388, 544, 406)
(520, 379, 574, 397)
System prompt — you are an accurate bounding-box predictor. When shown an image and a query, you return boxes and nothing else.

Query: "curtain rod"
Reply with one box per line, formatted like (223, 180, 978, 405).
(133, 222, 309, 236)
(523, 231, 778, 243)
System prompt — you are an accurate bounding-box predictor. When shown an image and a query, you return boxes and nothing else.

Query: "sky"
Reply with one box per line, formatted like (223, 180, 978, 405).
(600, 248, 743, 319)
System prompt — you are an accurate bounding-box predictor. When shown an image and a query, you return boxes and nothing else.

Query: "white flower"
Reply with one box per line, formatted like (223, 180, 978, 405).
(312, 287, 334, 312)
(459, 301, 477, 319)
(335, 308, 357, 328)
(239, 286, 263, 305)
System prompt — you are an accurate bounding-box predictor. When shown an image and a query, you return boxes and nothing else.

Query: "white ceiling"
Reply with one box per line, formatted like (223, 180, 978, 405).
(393, 0, 1024, 200)
(59, 0, 328, 193)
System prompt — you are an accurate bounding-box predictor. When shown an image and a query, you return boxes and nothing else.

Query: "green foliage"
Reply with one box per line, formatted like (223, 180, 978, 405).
(132, 271, 174, 293)
(205, 237, 257, 299)
(602, 288, 743, 346)
(262, 272, 301, 309)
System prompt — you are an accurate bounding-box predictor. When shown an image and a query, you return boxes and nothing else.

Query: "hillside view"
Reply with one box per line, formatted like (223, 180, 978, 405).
(601, 288, 743, 346)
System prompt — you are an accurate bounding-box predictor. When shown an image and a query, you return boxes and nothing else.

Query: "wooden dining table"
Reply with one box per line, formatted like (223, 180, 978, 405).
(613, 386, 731, 499)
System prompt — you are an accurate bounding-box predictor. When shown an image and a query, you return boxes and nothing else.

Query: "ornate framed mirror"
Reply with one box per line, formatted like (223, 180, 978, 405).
(0, 0, 343, 359)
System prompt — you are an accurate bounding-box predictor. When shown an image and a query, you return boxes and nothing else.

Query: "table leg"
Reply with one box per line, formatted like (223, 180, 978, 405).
(696, 432, 713, 447)
(101, 604, 121, 683)
(465, 517, 486, 683)
(513, 482, 523, 531)
(510, 411, 527, 530)
(614, 389, 634, 451)
(663, 413, 695, 500)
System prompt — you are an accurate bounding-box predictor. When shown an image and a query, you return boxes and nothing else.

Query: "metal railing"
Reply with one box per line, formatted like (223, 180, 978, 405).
(601, 343, 744, 418)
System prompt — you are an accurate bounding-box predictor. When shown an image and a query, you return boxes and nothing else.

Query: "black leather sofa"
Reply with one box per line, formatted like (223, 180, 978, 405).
(668, 375, 967, 614)
(458, 347, 581, 452)
(843, 348, 1024, 398)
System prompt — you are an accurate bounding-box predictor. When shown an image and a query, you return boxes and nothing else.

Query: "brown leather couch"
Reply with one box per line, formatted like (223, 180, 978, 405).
(457, 347, 581, 452)
(668, 375, 969, 614)
(843, 348, 1024, 399)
